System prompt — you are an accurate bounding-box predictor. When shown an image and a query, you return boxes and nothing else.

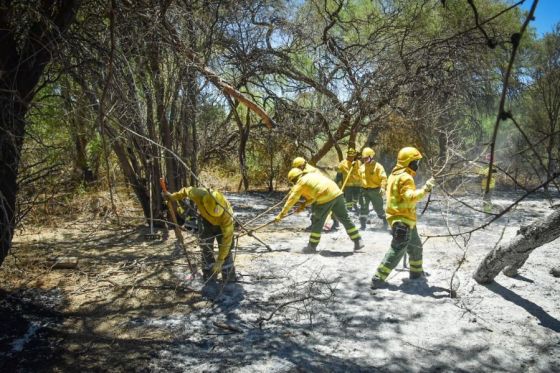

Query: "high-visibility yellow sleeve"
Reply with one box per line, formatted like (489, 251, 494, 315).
(217, 222, 234, 261)
(279, 184, 303, 216)
(169, 187, 193, 201)
(400, 176, 426, 203)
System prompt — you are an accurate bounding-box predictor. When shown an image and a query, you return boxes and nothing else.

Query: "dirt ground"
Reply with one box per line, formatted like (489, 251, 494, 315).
(1, 190, 559, 372)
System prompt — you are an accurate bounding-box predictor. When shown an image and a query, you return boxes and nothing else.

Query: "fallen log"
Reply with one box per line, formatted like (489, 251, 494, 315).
(473, 206, 560, 284)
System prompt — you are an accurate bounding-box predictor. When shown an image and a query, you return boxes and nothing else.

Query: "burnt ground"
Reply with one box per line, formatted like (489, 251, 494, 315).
(1, 190, 559, 372)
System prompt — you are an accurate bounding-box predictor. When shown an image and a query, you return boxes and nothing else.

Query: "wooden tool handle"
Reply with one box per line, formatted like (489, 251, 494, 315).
(159, 177, 168, 193)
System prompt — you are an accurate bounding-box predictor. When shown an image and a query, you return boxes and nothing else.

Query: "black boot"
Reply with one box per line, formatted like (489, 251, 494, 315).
(370, 276, 388, 289)
(353, 238, 365, 252)
(360, 218, 367, 230)
(222, 267, 238, 283)
(302, 243, 318, 254)
(409, 271, 425, 280)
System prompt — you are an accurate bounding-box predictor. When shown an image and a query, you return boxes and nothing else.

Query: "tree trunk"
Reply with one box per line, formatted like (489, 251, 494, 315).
(268, 131, 275, 192)
(473, 207, 560, 284)
(61, 79, 96, 184)
(311, 114, 353, 164)
(238, 110, 251, 192)
(0, 2, 79, 266)
(185, 68, 199, 187)
(0, 100, 27, 267)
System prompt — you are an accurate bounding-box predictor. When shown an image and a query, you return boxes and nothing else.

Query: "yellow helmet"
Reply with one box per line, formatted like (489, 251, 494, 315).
(362, 147, 375, 158)
(202, 190, 226, 217)
(347, 148, 357, 157)
(397, 147, 422, 167)
(292, 157, 306, 168)
(288, 168, 303, 182)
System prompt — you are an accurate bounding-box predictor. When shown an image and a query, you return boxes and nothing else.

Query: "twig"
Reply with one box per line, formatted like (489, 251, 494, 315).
(212, 320, 243, 333)
(424, 172, 559, 239)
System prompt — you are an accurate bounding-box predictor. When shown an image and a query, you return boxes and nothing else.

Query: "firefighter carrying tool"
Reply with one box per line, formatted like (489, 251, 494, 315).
(275, 168, 364, 254)
(163, 183, 237, 283)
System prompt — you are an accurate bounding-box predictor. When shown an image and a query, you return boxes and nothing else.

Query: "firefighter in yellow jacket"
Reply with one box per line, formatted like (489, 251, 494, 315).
(164, 187, 236, 282)
(359, 147, 388, 231)
(275, 168, 364, 253)
(293, 156, 340, 231)
(292, 157, 318, 175)
(337, 148, 362, 212)
(371, 147, 435, 289)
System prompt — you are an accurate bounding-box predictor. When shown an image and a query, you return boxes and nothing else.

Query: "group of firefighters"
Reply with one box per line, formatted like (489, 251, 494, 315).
(164, 146, 435, 290)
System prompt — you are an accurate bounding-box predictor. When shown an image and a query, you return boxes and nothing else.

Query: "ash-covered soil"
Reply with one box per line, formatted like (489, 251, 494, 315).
(1, 190, 559, 372)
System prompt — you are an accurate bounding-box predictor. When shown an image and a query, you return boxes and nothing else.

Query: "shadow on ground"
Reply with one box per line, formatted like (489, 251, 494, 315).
(485, 281, 560, 332)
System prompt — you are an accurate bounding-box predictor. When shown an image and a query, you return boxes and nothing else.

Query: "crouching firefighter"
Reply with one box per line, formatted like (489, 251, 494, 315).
(275, 168, 364, 254)
(164, 187, 237, 283)
(292, 156, 339, 231)
(370, 147, 435, 289)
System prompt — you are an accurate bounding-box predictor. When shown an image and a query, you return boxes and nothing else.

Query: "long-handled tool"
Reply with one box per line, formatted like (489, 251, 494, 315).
(243, 209, 298, 236)
(160, 178, 196, 277)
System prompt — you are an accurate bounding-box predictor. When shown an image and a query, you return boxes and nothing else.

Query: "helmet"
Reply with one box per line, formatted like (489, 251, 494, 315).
(202, 190, 226, 217)
(362, 147, 375, 158)
(347, 148, 357, 157)
(288, 168, 303, 182)
(292, 157, 306, 168)
(397, 147, 422, 167)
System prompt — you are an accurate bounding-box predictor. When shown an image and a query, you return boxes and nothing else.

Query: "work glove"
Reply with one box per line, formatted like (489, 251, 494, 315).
(424, 177, 436, 193)
(274, 212, 285, 222)
(212, 259, 225, 275)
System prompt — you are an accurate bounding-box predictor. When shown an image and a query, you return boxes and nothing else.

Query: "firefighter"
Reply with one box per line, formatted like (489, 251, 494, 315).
(359, 147, 388, 231)
(164, 187, 236, 282)
(370, 147, 435, 289)
(337, 148, 362, 213)
(292, 156, 318, 175)
(293, 156, 340, 231)
(275, 168, 364, 254)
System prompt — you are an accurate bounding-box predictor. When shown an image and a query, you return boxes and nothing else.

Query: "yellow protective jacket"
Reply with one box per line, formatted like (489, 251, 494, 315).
(169, 187, 234, 260)
(338, 159, 362, 187)
(478, 167, 496, 190)
(279, 173, 342, 216)
(385, 167, 427, 228)
(303, 164, 319, 175)
(360, 161, 387, 189)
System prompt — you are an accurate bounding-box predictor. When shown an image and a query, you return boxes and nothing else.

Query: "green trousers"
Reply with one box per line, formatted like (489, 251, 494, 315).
(374, 222, 423, 280)
(199, 219, 235, 281)
(309, 195, 361, 246)
(482, 189, 494, 213)
(360, 188, 386, 223)
(344, 186, 361, 212)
